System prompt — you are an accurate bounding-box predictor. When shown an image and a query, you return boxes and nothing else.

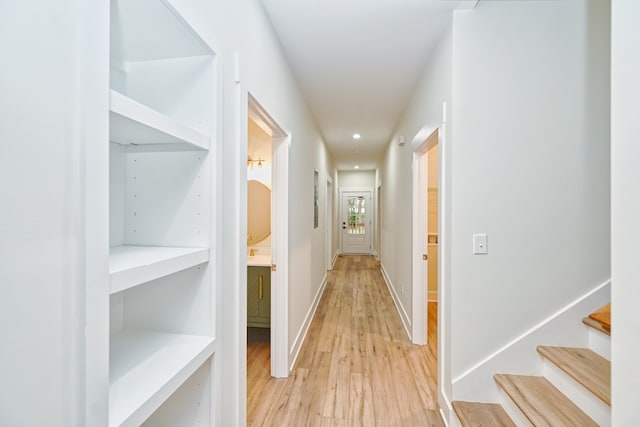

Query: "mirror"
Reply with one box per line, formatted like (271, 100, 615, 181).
(247, 180, 271, 245)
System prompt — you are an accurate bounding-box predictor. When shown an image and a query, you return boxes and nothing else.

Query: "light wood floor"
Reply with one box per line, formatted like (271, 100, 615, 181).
(247, 255, 441, 426)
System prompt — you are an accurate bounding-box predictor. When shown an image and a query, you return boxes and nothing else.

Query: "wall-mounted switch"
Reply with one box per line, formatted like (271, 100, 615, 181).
(473, 234, 488, 254)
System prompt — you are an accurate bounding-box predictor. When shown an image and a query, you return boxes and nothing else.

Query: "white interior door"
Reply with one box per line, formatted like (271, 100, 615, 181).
(341, 191, 372, 254)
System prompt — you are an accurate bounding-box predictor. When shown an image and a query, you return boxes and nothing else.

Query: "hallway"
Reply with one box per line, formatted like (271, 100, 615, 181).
(247, 255, 441, 426)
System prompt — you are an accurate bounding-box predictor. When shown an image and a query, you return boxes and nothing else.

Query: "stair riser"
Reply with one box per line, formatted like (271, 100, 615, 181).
(588, 327, 611, 360)
(446, 412, 463, 427)
(496, 387, 534, 427)
(542, 359, 611, 426)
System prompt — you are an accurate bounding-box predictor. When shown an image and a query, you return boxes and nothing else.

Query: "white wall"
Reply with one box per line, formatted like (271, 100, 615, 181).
(450, 0, 610, 394)
(337, 169, 376, 188)
(380, 25, 452, 313)
(171, 1, 334, 424)
(380, 21, 452, 406)
(380, 1, 611, 419)
(0, 1, 109, 425)
(611, 0, 640, 424)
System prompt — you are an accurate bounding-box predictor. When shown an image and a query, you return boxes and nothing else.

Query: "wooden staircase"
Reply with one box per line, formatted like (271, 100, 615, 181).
(452, 304, 611, 426)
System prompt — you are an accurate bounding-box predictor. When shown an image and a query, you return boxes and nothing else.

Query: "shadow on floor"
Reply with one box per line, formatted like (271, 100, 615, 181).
(247, 327, 270, 342)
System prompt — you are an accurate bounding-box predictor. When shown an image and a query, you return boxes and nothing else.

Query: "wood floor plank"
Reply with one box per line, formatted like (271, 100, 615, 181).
(424, 409, 447, 427)
(349, 315, 365, 374)
(494, 374, 598, 427)
(536, 345, 611, 405)
(358, 372, 376, 426)
(247, 255, 442, 426)
(277, 368, 310, 426)
(300, 351, 332, 427)
(406, 345, 438, 408)
(322, 351, 350, 419)
(247, 377, 287, 427)
(366, 333, 401, 424)
(452, 401, 515, 427)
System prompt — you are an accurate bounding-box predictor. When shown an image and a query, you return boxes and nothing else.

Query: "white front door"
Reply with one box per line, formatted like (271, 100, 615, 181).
(341, 192, 372, 254)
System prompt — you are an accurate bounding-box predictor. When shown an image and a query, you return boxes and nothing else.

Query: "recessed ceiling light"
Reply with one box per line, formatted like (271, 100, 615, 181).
(354, 165, 360, 169)
(352, 133, 361, 140)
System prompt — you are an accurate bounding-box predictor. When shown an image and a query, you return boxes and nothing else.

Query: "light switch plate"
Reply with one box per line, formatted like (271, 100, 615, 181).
(473, 234, 488, 254)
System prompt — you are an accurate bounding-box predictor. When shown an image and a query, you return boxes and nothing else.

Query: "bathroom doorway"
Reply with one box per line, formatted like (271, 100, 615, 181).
(246, 117, 273, 345)
(247, 94, 289, 379)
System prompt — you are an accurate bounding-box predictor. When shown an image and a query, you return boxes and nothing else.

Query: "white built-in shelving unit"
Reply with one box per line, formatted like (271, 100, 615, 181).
(110, 90, 210, 150)
(108, 0, 218, 425)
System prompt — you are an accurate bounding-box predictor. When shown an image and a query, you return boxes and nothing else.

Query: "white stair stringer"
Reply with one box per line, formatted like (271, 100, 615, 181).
(587, 326, 611, 360)
(541, 357, 611, 426)
(451, 281, 609, 403)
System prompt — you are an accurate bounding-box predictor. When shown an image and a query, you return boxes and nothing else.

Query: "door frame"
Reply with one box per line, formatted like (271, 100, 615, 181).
(325, 176, 333, 270)
(411, 128, 439, 345)
(339, 186, 374, 255)
(248, 94, 290, 378)
(375, 181, 382, 260)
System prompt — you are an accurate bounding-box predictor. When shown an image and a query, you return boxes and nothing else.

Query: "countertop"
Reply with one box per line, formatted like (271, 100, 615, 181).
(247, 255, 271, 267)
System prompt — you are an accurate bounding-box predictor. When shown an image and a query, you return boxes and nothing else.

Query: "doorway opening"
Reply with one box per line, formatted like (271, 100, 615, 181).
(246, 116, 273, 345)
(246, 94, 289, 380)
(412, 128, 439, 346)
(340, 188, 373, 254)
(375, 183, 382, 260)
(325, 177, 333, 270)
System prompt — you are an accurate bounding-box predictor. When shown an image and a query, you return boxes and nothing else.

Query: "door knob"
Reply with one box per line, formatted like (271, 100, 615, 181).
(423, 254, 428, 260)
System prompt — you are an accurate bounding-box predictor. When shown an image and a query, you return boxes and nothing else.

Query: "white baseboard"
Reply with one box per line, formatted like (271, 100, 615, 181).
(331, 251, 340, 269)
(428, 291, 438, 302)
(439, 390, 455, 427)
(451, 280, 610, 403)
(380, 263, 412, 340)
(289, 273, 328, 371)
(372, 249, 380, 261)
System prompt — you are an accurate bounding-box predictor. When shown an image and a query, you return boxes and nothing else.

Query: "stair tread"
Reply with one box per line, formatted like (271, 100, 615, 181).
(588, 303, 611, 333)
(452, 401, 515, 427)
(494, 374, 598, 427)
(582, 316, 610, 336)
(537, 345, 611, 405)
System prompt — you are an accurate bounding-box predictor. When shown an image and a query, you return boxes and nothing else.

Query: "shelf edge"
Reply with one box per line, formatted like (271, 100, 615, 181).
(109, 90, 210, 150)
(109, 246, 210, 294)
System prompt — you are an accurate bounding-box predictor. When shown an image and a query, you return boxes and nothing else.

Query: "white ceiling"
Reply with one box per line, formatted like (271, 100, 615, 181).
(261, 0, 474, 171)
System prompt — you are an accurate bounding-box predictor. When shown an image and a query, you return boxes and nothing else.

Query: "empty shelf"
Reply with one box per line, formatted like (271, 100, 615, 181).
(109, 330, 215, 427)
(110, 90, 210, 150)
(109, 245, 209, 294)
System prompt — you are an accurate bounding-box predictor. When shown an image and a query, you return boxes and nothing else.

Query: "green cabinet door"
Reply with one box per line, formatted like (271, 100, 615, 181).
(247, 266, 271, 328)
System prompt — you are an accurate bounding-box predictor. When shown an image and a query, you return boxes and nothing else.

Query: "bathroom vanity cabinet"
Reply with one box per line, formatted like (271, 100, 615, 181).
(247, 266, 271, 328)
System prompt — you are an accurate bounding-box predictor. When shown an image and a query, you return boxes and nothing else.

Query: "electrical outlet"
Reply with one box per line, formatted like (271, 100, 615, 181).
(473, 233, 488, 254)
